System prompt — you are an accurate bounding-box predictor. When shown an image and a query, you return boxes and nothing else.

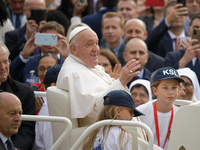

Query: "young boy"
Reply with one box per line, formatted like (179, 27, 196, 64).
(136, 67, 184, 150)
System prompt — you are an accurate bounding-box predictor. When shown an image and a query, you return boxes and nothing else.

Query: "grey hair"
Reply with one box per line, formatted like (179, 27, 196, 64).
(69, 34, 79, 53)
(0, 41, 10, 56)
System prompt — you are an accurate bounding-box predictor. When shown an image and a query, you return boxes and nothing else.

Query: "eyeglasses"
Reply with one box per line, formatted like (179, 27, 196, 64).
(131, 92, 148, 99)
(38, 67, 51, 73)
(0, 59, 11, 66)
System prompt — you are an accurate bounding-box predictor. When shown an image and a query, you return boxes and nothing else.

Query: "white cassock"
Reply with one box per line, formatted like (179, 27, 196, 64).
(56, 54, 128, 122)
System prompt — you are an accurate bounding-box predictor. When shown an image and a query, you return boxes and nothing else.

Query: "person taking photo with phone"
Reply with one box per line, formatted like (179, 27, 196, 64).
(5, 0, 46, 61)
(164, 13, 200, 86)
(9, 21, 68, 84)
(146, 0, 188, 58)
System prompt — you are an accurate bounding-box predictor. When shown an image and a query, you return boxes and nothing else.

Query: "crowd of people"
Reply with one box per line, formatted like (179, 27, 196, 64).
(0, 0, 200, 149)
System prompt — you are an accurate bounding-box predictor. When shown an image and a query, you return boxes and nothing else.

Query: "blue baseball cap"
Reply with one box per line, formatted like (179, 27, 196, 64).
(43, 64, 62, 84)
(103, 90, 144, 117)
(152, 67, 184, 83)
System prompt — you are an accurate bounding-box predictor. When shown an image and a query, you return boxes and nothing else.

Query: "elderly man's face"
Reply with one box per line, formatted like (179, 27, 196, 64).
(0, 94, 22, 137)
(0, 46, 10, 83)
(71, 29, 100, 67)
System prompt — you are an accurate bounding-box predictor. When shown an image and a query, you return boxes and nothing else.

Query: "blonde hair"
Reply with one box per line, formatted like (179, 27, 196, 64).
(82, 105, 131, 150)
(102, 12, 125, 28)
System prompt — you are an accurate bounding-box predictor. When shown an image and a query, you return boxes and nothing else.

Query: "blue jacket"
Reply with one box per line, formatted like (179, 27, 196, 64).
(5, 24, 27, 61)
(82, 8, 117, 41)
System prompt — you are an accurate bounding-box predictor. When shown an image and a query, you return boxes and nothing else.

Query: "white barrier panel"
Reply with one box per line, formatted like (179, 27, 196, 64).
(70, 120, 154, 150)
(34, 91, 46, 97)
(21, 115, 72, 150)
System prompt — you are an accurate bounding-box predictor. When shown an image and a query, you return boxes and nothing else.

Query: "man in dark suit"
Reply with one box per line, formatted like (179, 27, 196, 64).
(0, 41, 35, 150)
(5, 0, 46, 61)
(124, 18, 165, 73)
(164, 13, 200, 85)
(146, 1, 188, 57)
(123, 38, 151, 88)
(58, 0, 94, 20)
(82, 0, 118, 41)
(7, 0, 26, 29)
(0, 92, 22, 150)
(100, 12, 126, 66)
(10, 21, 68, 83)
(184, 0, 200, 35)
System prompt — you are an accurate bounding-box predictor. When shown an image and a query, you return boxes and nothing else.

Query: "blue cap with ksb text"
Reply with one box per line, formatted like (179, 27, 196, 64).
(152, 67, 184, 83)
(103, 90, 144, 117)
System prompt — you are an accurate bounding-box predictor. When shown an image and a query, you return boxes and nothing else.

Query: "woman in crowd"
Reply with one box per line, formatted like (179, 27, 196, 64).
(99, 48, 121, 79)
(129, 79, 152, 107)
(177, 67, 200, 102)
(31, 53, 60, 91)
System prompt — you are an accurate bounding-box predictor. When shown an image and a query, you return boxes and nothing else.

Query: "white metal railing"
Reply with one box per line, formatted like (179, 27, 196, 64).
(34, 91, 46, 97)
(21, 115, 72, 150)
(70, 120, 154, 150)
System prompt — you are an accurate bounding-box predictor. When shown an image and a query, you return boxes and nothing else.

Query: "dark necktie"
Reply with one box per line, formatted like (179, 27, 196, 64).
(173, 37, 178, 51)
(15, 15, 21, 29)
(6, 138, 13, 150)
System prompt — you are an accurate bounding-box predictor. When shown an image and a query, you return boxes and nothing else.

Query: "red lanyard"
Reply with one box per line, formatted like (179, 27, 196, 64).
(153, 101, 173, 148)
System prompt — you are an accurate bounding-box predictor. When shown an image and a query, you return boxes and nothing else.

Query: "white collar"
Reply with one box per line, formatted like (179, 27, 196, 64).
(0, 132, 8, 144)
(168, 30, 186, 39)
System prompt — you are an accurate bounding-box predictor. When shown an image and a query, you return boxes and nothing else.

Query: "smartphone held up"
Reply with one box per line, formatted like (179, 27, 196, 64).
(34, 33, 58, 46)
(177, 0, 186, 7)
(192, 29, 200, 46)
(28, 9, 47, 24)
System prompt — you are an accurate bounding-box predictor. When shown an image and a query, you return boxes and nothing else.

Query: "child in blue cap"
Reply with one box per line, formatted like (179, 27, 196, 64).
(137, 67, 184, 150)
(83, 90, 144, 150)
